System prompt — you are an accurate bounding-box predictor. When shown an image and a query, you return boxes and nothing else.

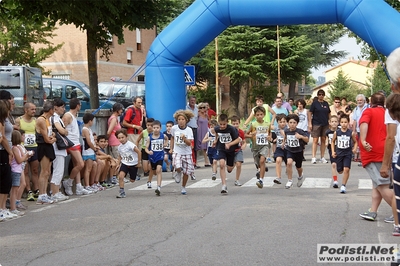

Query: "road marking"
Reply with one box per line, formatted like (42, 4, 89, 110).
(129, 180, 175, 190)
(242, 177, 276, 187)
(358, 179, 372, 189)
(31, 205, 56, 213)
(187, 179, 220, 188)
(301, 178, 332, 188)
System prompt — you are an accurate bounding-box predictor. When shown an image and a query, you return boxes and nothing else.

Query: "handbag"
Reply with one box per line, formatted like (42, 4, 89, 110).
(51, 117, 74, 150)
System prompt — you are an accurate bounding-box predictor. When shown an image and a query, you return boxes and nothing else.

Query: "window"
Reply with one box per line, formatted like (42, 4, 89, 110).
(127, 50, 132, 64)
(136, 28, 142, 51)
(138, 75, 145, 82)
(66, 85, 85, 100)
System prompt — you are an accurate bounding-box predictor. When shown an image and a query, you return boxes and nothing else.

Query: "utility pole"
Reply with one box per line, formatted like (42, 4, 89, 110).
(277, 25, 281, 93)
(215, 37, 220, 114)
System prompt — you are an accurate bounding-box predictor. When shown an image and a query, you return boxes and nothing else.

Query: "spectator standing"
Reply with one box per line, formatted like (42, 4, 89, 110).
(205, 102, 217, 120)
(330, 97, 344, 117)
(196, 103, 211, 167)
(186, 95, 199, 168)
(122, 97, 143, 146)
(352, 94, 368, 163)
(308, 89, 330, 164)
(107, 103, 123, 183)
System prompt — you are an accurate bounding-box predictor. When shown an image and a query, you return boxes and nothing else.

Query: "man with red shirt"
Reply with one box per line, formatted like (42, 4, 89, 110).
(123, 97, 143, 145)
(358, 92, 393, 222)
(205, 102, 217, 120)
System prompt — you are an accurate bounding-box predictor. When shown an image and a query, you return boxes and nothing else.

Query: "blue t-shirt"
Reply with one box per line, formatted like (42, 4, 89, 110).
(284, 128, 307, 153)
(148, 133, 165, 163)
(309, 100, 330, 126)
(335, 129, 353, 156)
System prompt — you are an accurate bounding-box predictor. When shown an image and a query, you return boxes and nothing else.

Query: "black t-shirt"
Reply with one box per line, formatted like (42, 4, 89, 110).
(214, 125, 239, 152)
(325, 128, 335, 150)
(284, 128, 308, 153)
(309, 100, 330, 126)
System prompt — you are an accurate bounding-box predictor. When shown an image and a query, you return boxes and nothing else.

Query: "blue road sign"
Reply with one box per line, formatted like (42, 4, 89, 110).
(184, 65, 195, 85)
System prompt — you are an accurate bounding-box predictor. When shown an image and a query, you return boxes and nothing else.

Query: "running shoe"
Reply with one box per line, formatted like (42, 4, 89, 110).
(221, 185, 228, 194)
(297, 175, 305, 187)
(234, 180, 242, 186)
(384, 215, 394, 223)
(311, 157, 317, 164)
(52, 192, 69, 202)
(332, 181, 339, 188)
(27, 191, 36, 201)
(267, 157, 273, 163)
(212, 173, 216, 181)
(147, 181, 152, 189)
(285, 180, 293, 189)
(0, 213, 4, 222)
(62, 180, 73, 196)
(155, 187, 161, 196)
(116, 191, 126, 198)
(10, 209, 25, 216)
(359, 210, 377, 221)
(256, 179, 263, 189)
(321, 158, 328, 164)
(191, 173, 196, 180)
(273, 178, 282, 184)
(1, 209, 18, 219)
(340, 185, 346, 194)
(36, 195, 54, 205)
(76, 186, 93, 195)
(174, 171, 182, 183)
(392, 225, 400, 236)
(33, 190, 40, 198)
(16, 201, 27, 210)
(181, 187, 187, 195)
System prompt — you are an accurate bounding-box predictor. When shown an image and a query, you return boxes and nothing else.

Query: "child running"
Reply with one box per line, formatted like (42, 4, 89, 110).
(231, 115, 246, 186)
(283, 114, 309, 188)
(326, 115, 340, 188)
(245, 106, 270, 189)
(273, 114, 287, 185)
(170, 110, 194, 195)
(331, 114, 358, 193)
(202, 119, 218, 180)
(145, 120, 168, 196)
(163, 121, 174, 172)
(137, 118, 154, 180)
(213, 114, 240, 194)
(115, 129, 142, 198)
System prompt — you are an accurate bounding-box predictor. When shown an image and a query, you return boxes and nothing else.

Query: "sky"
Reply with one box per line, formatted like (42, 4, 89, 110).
(311, 34, 362, 79)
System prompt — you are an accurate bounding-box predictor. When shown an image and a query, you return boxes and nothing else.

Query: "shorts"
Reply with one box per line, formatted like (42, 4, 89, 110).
(67, 144, 81, 154)
(38, 143, 55, 162)
(234, 150, 244, 163)
(172, 153, 194, 175)
(336, 153, 352, 173)
(119, 163, 139, 180)
(26, 147, 38, 162)
(0, 150, 12, 194)
(328, 149, 336, 164)
(150, 160, 163, 170)
(164, 150, 172, 161)
(365, 162, 391, 188)
(11, 171, 21, 187)
(311, 125, 329, 138)
(207, 148, 218, 164)
(274, 147, 287, 164)
(252, 145, 269, 168)
(82, 154, 96, 161)
(216, 150, 236, 167)
(141, 148, 149, 161)
(286, 150, 304, 169)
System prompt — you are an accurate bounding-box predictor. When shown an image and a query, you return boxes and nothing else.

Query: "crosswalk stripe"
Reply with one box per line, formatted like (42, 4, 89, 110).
(129, 180, 175, 190)
(187, 179, 221, 188)
(301, 178, 332, 188)
(358, 179, 373, 189)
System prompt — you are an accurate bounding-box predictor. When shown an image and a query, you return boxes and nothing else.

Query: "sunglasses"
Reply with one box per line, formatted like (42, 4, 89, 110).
(335, 102, 340, 103)
(318, 94, 324, 96)
(199, 106, 206, 109)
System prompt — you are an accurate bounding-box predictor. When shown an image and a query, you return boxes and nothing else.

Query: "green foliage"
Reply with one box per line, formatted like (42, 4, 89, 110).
(0, 1, 62, 66)
(249, 84, 278, 106)
(365, 63, 391, 97)
(328, 70, 368, 104)
(187, 85, 216, 107)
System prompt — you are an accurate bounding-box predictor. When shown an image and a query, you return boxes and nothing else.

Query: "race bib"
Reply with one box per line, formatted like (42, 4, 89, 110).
(218, 133, 232, 143)
(208, 136, 215, 147)
(165, 140, 171, 149)
(121, 154, 135, 163)
(277, 136, 284, 146)
(256, 133, 268, 145)
(151, 139, 164, 152)
(337, 135, 350, 149)
(286, 135, 300, 148)
(174, 132, 185, 145)
(328, 133, 334, 144)
(24, 133, 36, 146)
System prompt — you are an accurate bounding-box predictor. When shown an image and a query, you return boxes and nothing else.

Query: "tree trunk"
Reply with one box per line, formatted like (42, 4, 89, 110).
(86, 29, 99, 110)
(229, 81, 240, 116)
(288, 81, 296, 99)
(237, 82, 249, 118)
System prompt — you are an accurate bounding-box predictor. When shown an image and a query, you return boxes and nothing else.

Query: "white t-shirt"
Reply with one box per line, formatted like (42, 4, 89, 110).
(65, 111, 80, 145)
(52, 113, 67, 157)
(82, 126, 95, 157)
(171, 125, 193, 155)
(118, 141, 139, 166)
(296, 109, 308, 131)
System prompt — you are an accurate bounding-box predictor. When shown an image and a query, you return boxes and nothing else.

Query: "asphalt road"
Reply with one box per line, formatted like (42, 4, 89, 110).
(1, 144, 399, 266)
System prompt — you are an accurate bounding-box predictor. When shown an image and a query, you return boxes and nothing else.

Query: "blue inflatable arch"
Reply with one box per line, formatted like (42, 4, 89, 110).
(145, 0, 400, 124)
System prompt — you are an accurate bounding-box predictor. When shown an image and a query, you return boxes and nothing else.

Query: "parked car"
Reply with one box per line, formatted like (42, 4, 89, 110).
(43, 78, 115, 115)
(98, 81, 145, 108)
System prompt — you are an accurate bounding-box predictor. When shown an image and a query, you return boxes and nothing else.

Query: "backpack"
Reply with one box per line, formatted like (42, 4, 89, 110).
(120, 106, 136, 128)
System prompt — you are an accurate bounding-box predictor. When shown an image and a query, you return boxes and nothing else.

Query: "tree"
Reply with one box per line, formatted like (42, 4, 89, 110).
(14, 0, 179, 109)
(328, 69, 368, 104)
(0, 1, 62, 67)
(365, 63, 391, 97)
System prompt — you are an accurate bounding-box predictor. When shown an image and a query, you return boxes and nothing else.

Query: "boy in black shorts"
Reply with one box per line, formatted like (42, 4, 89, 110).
(283, 114, 309, 189)
(212, 114, 241, 194)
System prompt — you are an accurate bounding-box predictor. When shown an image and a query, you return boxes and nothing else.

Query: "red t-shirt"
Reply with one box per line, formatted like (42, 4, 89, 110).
(358, 107, 386, 167)
(124, 106, 143, 134)
(235, 129, 245, 152)
(208, 109, 217, 120)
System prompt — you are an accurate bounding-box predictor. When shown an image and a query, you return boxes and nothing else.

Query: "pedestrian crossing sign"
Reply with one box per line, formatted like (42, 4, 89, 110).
(184, 65, 195, 85)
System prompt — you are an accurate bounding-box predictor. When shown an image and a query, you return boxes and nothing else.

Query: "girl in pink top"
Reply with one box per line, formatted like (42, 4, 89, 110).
(107, 103, 124, 158)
